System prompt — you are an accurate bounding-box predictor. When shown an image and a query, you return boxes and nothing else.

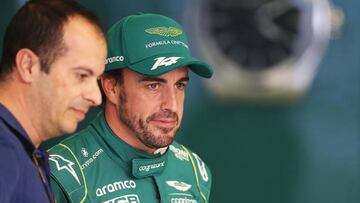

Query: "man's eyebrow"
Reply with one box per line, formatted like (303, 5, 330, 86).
(72, 67, 94, 76)
(139, 76, 167, 83)
(139, 76, 189, 83)
(177, 77, 189, 83)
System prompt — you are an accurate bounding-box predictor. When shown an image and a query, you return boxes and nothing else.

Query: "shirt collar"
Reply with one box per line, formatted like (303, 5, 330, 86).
(0, 103, 35, 155)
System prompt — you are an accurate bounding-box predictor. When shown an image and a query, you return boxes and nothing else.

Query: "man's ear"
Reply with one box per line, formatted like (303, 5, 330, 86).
(15, 48, 40, 83)
(101, 75, 119, 104)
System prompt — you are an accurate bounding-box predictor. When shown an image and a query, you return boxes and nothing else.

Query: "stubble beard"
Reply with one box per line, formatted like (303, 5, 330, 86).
(117, 89, 179, 149)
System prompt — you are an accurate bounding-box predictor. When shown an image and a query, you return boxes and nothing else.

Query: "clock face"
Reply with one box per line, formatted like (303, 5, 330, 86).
(205, 0, 300, 70)
(185, 0, 333, 101)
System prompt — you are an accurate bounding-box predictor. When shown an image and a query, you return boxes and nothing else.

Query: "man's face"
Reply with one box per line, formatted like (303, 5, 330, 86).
(34, 16, 106, 137)
(117, 68, 189, 150)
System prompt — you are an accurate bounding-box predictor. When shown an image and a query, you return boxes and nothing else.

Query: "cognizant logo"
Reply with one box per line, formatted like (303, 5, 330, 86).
(96, 180, 136, 197)
(138, 161, 165, 172)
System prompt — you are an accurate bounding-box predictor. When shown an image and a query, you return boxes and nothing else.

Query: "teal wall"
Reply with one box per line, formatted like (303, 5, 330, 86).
(1, 0, 359, 202)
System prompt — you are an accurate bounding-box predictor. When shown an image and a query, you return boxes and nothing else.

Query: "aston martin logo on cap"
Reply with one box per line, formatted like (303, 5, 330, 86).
(145, 27, 183, 37)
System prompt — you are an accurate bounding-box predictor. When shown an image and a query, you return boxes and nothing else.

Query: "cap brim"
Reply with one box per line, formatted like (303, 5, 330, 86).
(128, 53, 213, 78)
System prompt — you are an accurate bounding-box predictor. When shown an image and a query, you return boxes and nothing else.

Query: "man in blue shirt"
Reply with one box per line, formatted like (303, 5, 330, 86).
(0, 0, 107, 202)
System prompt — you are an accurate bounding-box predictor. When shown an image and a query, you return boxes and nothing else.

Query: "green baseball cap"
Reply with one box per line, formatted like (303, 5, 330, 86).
(105, 13, 213, 78)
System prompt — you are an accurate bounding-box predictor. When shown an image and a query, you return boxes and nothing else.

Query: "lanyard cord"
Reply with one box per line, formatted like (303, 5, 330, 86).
(32, 153, 54, 203)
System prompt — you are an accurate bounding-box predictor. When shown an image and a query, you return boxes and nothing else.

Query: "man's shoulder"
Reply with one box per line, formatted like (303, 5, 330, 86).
(47, 135, 86, 186)
(0, 118, 17, 145)
(47, 126, 98, 196)
(0, 134, 22, 177)
(47, 129, 95, 202)
(0, 120, 26, 169)
(47, 125, 97, 155)
(47, 124, 100, 167)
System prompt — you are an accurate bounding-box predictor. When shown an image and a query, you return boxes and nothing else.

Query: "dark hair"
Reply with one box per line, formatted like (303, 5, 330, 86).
(104, 69, 124, 85)
(99, 69, 123, 106)
(0, 0, 105, 80)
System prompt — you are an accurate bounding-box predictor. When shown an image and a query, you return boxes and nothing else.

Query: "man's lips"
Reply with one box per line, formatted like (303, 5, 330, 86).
(146, 111, 179, 128)
(149, 119, 177, 128)
(72, 108, 88, 120)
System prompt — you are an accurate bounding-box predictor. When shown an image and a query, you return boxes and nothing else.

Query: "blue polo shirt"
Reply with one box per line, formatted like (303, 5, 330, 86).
(0, 104, 53, 203)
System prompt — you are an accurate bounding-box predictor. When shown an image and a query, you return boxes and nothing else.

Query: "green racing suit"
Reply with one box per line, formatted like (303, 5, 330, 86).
(48, 112, 212, 203)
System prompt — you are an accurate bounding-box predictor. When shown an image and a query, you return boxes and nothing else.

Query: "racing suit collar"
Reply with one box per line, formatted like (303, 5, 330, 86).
(95, 111, 169, 178)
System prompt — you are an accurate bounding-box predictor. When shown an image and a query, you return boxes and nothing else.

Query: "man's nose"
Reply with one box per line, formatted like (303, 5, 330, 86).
(160, 86, 178, 112)
(84, 80, 102, 106)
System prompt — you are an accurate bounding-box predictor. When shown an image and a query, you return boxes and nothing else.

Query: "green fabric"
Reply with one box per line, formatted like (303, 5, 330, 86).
(105, 13, 213, 78)
(48, 112, 212, 203)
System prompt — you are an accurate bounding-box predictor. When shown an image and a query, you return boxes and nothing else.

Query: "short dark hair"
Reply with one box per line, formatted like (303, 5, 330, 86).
(104, 69, 124, 86)
(0, 0, 105, 80)
(99, 69, 124, 106)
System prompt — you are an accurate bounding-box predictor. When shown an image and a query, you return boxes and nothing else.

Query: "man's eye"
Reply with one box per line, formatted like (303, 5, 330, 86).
(76, 73, 89, 81)
(176, 82, 187, 90)
(147, 83, 159, 90)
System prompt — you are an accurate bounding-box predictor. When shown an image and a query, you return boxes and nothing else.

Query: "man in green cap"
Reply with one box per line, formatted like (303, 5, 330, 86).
(48, 13, 213, 203)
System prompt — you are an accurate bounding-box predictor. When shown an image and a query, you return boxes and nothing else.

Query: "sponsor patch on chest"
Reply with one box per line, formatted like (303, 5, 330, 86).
(166, 180, 192, 192)
(102, 194, 140, 203)
(169, 145, 189, 161)
(96, 180, 136, 197)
